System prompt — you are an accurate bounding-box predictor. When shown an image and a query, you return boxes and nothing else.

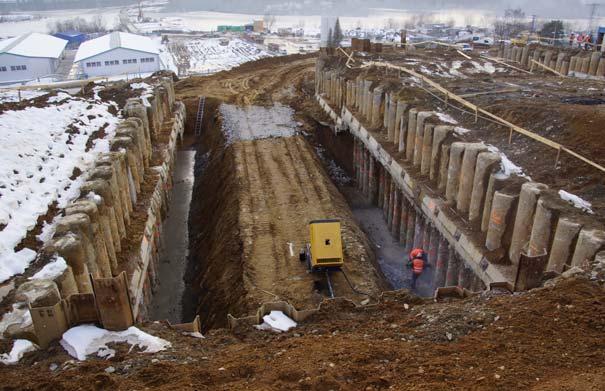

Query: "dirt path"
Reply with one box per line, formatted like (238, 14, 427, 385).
(235, 135, 383, 309)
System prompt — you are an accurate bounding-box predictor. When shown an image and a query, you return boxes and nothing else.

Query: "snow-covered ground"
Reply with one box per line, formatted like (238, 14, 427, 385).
(0, 89, 48, 103)
(183, 38, 273, 74)
(0, 89, 120, 283)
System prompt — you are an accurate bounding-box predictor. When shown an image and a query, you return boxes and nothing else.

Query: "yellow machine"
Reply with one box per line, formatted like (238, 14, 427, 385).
(307, 219, 344, 270)
(300, 219, 344, 298)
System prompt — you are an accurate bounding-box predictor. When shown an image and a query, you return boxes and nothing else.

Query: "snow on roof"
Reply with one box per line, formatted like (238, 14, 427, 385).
(0, 33, 67, 59)
(74, 32, 159, 63)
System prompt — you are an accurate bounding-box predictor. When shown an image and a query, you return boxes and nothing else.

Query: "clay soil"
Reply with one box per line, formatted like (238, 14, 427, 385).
(1, 277, 604, 390)
(332, 48, 605, 218)
(179, 54, 386, 329)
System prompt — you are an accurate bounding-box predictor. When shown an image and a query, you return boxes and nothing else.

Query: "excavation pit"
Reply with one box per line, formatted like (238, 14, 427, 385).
(169, 99, 387, 331)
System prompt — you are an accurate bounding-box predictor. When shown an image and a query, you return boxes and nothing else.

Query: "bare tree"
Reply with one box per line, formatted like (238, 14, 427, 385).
(48, 15, 106, 34)
(263, 14, 276, 32)
(494, 8, 528, 41)
(385, 18, 399, 30)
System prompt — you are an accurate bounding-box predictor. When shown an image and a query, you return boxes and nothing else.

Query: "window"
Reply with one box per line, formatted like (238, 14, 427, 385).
(105, 61, 110, 66)
(95, 62, 101, 67)
(10, 65, 26, 71)
(0, 66, 6, 72)
(140, 57, 155, 63)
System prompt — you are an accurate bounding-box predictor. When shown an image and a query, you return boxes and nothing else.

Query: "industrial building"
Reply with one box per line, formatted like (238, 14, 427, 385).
(0, 32, 68, 84)
(74, 31, 160, 78)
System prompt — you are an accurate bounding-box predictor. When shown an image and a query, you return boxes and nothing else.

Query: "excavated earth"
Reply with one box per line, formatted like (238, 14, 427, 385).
(2, 54, 605, 390)
(1, 277, 604, 390)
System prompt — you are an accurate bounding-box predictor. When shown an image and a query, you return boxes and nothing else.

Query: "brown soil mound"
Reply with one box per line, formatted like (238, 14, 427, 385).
(1, 277, 603, 390)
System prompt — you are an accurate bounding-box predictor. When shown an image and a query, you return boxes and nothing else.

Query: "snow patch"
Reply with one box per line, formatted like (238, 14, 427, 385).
(453, 126, 471, 135)
(0, 89, 47, 103)
(0, 249, 36, 283)
(0, 339, 37, 365)
(220, 103, 297, 143)
(255, 311, 297, 333)
(61, 325, 171, 361)
(0, 304, 32, 336)
(559, 190, 594, 214)
(30, 256, 67, 281)
(436, 112, 458, 124)
(0, 94, 120, 282)
(487, 145, 527, 178)
(184, 38, 273, 75)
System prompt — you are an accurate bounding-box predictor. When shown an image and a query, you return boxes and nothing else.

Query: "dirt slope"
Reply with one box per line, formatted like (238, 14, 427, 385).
(2, 277, 604, 390)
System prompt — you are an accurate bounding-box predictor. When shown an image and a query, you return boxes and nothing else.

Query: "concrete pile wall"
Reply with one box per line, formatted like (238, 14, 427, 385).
(497, 45, 605, 79)
(315, 65, 605, 293)
(3, 77, 186, 346)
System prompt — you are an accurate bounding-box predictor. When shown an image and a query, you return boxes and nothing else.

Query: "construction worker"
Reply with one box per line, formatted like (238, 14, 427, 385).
(407, 248, 428, 290)
(585, 34, 593, 51)
(570, 33, 575, 47)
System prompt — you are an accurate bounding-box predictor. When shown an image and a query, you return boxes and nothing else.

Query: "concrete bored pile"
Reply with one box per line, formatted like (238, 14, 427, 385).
(496, 43, 605, 79)
(1, 77, 187, 348)
(315, 58, 605, 293)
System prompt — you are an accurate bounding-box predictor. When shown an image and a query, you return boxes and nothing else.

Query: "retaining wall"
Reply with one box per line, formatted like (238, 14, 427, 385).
(4, 77, 187, 347)
(315, 63, 605, 294)
(497, 45, 605, 79)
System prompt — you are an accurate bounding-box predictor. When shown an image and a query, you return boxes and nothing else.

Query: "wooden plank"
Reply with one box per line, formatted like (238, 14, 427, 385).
(457, 50, 472, 60)
(531, 59, 565, 77)
(459, 88, 521, 98)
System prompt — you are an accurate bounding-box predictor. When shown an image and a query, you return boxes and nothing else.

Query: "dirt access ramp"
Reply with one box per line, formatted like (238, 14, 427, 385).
(177, 54, 386, 329)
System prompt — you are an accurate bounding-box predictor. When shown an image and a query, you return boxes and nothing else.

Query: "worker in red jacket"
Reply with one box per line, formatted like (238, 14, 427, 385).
(407, 248, 428, 290)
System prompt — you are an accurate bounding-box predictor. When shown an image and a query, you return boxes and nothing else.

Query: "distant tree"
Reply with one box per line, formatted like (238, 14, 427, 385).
(541, 20, 565, 40)
(494, 7, 528, 41)
(327, 27, 333, 48)
(385, 18, 399, 30)
(332, 18, 343, 47)
(263, 13, 276, 32)
(48, 15, 106, 34)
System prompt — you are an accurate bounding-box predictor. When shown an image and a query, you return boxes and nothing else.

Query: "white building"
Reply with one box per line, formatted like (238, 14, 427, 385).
(0, 33, 68, 84)
(74, 32, 160, 78)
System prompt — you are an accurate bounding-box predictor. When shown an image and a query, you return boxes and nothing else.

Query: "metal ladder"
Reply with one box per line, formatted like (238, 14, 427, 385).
(194, 96, 206, 136)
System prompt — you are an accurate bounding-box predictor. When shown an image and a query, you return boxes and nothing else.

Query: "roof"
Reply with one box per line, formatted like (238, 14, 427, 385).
(74, 32, 159, 63)
(0, 33, 68, 59)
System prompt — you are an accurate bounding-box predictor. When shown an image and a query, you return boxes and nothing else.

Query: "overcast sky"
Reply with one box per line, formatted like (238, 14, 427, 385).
(176, 0, 596, 19)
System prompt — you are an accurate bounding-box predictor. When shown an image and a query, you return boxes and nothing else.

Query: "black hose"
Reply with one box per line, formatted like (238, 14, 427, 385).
(339, 269, 377, 300)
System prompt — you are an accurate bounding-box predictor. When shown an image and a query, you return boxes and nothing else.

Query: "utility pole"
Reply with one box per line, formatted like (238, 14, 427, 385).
(587, 3, 601, 33)
(530, 14, 537, 35)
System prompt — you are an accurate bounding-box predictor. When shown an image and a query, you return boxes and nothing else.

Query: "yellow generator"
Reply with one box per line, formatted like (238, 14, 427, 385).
(300, 219, 344, 297)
